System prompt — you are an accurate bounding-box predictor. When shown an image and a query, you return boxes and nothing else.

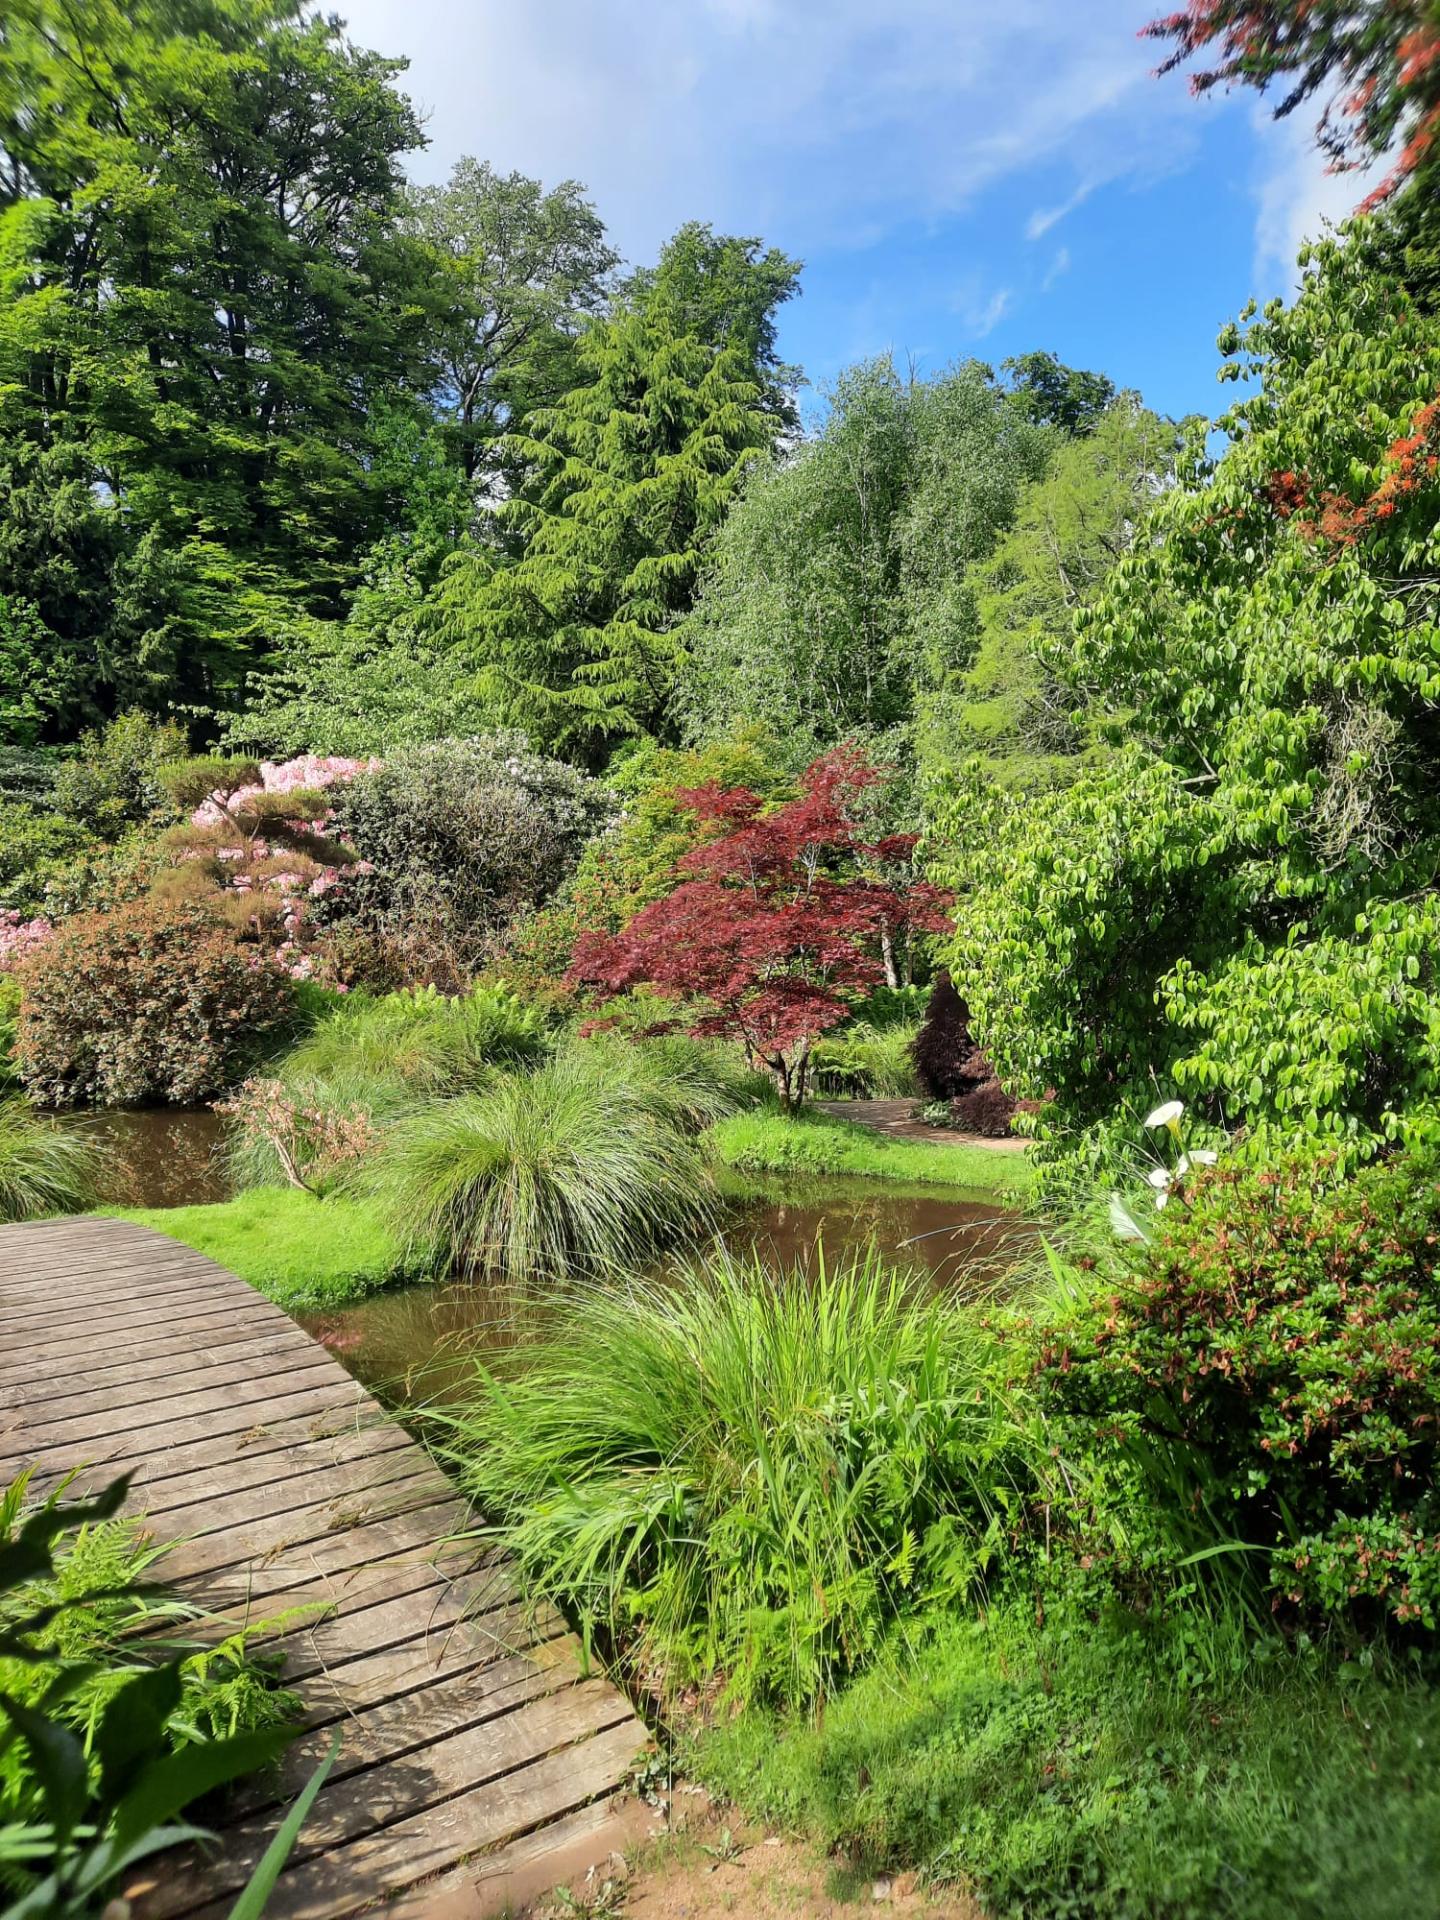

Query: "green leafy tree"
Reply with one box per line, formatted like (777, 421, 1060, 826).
(406, 158, 619, 481)
(919, 395, 1182, 791)
(619, 221, 803, 427)
(1001, 350, 1116, 434)
(679, 357, 1051, 758)
(0, 0, 434, 726)
(936, 229, 1440, 1164)
(432, 311, 773, 758)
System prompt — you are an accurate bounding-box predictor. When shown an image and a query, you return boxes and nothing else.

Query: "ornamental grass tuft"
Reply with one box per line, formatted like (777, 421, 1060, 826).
(0, 1097, 104, 1222)
(367, 1043, 720, 1282)
(437, 1247, 1035, 1710)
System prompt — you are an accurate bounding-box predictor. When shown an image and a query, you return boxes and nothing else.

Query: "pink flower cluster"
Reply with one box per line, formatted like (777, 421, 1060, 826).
(191, 754, 376, 829)
(0, 910, 52, 972)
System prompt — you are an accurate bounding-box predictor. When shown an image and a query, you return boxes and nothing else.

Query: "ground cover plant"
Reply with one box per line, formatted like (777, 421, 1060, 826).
(710, 1105, 1031, 1199)
(108, 1188, 428, 1311)
(0, 1469, 304, 1915)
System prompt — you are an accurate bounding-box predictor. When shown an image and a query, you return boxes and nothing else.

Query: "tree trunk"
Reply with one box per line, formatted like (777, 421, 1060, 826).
(880, 922, 899, 990)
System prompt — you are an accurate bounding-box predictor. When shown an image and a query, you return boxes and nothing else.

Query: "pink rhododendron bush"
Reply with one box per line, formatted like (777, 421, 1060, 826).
(156, 752, 376, 980)
(0, 911, 52, 973)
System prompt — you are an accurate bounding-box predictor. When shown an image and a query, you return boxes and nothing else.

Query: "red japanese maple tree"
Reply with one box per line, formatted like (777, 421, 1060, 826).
(569, 746, 952, 1108)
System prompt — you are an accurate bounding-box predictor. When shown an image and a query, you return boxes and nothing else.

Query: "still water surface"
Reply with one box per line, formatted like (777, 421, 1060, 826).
(298, 1173, 1036, 1405)
(65, 1107, 1033, 1409)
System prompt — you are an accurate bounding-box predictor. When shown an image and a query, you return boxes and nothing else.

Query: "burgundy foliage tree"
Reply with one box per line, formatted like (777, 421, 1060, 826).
(1146, 2, 1440, 210)
(569, 747, 952, 1108)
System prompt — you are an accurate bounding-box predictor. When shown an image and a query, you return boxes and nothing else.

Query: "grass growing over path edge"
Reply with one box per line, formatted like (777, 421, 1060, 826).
(101, 1187, 429, 1310)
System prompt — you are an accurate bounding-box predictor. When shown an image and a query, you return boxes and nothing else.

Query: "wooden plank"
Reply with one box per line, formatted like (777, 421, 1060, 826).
(3, 1324, 329, 1408)
(4, 1359, 350, 1455)
(0, 1380, 372, 1487)
(0, 1298, 291, 1370)
(1, 1218, 644, 1920)
(1, 1334, 335, 1418)
(138, 1707, 647, 1919)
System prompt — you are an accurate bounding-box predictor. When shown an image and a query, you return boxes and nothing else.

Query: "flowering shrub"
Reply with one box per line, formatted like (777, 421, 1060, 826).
(1041, 1148, 1440, 1631)
(155, 753, 372, 979)
(16, 901, 294, 1106)
(216, 1076, 380, 1194)
(0, 911, 51, 973)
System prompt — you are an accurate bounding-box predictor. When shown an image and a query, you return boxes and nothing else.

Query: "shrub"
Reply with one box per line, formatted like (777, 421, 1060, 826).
(0, 800, 95, 914)
(0, 1097, 103, 1220)
(51, 709, 186, 836)
(441, 1250, 1030, 1709)
(369, 1045, 718, 1282)
(326, 734, 613, 985)
(0, 977, 18, 1087)
(1039, 1148, 1440, 1630)
(16, 901, 295, 1106)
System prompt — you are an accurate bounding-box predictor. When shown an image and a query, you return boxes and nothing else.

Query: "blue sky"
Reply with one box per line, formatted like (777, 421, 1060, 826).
(339, 0, 1372, 426)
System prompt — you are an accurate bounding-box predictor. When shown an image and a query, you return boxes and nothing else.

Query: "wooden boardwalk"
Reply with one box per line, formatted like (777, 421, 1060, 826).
(0, 1218, 649, 1919)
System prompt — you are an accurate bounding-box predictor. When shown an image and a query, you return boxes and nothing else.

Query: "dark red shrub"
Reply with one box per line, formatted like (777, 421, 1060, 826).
(951, 1076, 1016, 1138)
(17, 900, 295, 1107)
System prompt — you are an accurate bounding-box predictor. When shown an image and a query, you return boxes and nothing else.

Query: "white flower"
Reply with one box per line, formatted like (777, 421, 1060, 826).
(1154, 1190, 1169, 1210)
(1189, 1148, 1219, 1166)
(1146, 1166, 1173, 1190)
(1144, 1099, 1185, 1132)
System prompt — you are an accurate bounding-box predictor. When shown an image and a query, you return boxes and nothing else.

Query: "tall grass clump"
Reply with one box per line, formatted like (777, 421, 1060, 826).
(369, 1046, 719, 1282)
(280, 982, 548, 1096)
(440, 1249, 1035, 1709)
(0, 1097, 103, 1221)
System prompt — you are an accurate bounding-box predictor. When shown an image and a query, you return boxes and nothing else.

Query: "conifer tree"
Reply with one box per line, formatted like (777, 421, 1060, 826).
(433, 311, 773, 759)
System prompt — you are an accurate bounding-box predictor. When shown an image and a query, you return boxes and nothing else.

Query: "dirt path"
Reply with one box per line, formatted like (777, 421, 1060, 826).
(815, 1098, 1027, 1153)
(525, 1800, 979, 1920)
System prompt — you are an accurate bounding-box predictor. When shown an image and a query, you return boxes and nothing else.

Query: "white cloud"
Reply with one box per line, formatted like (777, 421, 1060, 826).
(338, 0, 1199, 265)
(1042, 245, 1071, 289)
(1027, 180, 1097, 239)
(1251, 104, 1389, 291)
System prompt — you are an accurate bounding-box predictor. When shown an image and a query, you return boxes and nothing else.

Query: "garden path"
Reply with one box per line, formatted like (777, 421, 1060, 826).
(814, 1098, 1028, 1151)
(0, 1216, 649, 1919)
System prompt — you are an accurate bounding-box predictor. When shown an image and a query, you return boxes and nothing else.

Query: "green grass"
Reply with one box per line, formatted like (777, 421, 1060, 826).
(0, 1096, 104, 1222)
(708, 1106, 1032, 1199)
(694, 1598, 1440, 1920)
(366, 1042, 724, 1283)
(104, 1186, 428, 1310)
(435, 1247, 1031, 1710)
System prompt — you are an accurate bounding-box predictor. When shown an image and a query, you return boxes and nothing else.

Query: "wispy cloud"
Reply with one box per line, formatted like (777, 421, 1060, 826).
(341, 0, 1195, 263)
(1027, 180, 1098, 240)
(1250, 104, 1387, 292)
(1042, 245, 1071, 290)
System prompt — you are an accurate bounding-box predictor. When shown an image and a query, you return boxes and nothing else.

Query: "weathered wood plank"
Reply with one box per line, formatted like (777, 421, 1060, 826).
(0, 1218, 646, 1920)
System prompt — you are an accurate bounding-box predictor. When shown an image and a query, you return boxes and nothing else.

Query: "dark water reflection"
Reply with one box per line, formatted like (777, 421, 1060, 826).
(300, 1172, 1038, 1407)
(64, 1108, 233, 1209)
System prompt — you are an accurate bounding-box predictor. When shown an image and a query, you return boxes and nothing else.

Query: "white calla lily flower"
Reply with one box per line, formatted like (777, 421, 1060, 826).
(1146, 1166, 1172, 1190)
(1189, 1148, 1218, 1166)
(1143, 1099, 1184, 1131)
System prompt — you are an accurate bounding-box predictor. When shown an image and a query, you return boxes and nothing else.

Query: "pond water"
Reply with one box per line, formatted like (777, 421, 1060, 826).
(298, 1172, 1037, 1405)
(67, 1108, 233, 1209)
